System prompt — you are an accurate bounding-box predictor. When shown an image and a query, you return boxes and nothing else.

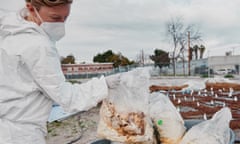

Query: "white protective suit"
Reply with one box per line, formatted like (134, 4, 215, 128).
(0, 9, 108, 144)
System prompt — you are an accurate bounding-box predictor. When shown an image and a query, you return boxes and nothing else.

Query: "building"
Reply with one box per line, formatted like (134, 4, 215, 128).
(208, 55, 240, 73)
(161, 55, 240, 75)
(61, 63, 114, 79)
(192, 55, 240, 75)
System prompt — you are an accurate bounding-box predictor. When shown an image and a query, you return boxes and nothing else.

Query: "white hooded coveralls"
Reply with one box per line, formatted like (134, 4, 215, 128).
(0, 9, 108, 144)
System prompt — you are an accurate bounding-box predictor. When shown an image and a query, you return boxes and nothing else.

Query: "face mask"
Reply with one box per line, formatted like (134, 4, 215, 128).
(34, 7, 65, 41)
(41, 22, 65, 41)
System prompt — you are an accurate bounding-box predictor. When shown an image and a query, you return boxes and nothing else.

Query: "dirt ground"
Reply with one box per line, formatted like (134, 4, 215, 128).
(46, 104, 101, 144)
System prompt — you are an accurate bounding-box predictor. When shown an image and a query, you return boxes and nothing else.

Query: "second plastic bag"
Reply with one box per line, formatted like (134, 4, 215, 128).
(179, 107, 232, 144)
(149, 92, 186, 144)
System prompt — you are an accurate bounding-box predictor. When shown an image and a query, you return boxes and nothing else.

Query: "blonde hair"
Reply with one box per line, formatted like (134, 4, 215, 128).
(25, 0, 72, 9)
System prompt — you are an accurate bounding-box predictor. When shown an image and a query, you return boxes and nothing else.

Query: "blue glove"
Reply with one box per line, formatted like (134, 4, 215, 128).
(105, 74, 121, 89)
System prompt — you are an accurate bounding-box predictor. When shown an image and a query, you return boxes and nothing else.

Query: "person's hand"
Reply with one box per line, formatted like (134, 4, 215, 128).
(105, 74, 121, 89)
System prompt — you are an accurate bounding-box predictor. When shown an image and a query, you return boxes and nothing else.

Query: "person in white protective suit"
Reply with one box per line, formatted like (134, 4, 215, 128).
(0, 0, 119, 143)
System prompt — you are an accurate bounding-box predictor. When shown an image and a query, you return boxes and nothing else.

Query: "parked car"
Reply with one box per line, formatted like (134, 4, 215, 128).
(227, 69, 236, 74)
(215, 69, 228, 75)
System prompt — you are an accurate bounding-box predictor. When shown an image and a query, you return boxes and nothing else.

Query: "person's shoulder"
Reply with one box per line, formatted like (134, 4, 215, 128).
(3, 32, 54, 57)
(0, 9, 15, 20)
(14, 32, 53, 50)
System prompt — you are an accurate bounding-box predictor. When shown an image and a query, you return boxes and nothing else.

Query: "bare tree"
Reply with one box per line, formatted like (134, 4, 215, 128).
(166, 17, 201, 76)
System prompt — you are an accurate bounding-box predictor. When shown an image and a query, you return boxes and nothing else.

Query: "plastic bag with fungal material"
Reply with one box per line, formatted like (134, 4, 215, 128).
(97, 68, 155, 144)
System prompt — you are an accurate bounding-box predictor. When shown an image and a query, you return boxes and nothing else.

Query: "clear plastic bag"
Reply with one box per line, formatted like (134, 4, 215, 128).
(97, 68, 154, 144)
(149, 92, 186, 144)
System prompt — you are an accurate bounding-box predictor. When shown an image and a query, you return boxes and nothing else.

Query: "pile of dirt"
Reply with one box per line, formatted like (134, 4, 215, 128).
(149, 84, 189, 92)
(168, 90, 240, 130)
(205, 82, 240, 91)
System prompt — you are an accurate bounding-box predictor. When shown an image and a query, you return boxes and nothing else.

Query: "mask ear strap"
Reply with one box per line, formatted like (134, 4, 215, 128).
(33, 7, 44, 23)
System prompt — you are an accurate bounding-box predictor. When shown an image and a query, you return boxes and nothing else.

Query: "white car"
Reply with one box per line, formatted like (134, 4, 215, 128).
(215, 69, 228, 75)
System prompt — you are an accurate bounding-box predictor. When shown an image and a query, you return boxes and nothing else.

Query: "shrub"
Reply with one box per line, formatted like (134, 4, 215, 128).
(224, 74, 234, 78)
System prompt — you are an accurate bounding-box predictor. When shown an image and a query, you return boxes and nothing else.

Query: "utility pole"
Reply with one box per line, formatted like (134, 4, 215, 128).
(208, 50, 210, 77)
(232, 47, 235, 55)
(141, 49, 144, 66)
(188, 31, 191, 76)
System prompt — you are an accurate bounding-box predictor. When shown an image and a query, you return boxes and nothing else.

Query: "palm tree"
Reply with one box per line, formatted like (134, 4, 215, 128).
(199, 45, 206, 59)
(193, 45, 199, 60)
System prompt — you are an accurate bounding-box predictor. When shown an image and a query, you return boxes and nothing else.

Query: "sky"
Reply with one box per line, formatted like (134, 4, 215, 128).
(1, 0, 240, 63)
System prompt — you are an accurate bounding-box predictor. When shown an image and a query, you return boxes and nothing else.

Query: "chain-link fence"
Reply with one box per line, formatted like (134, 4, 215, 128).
(64, 64, 142, 80)
(64, 61, 240, 81)
(147, 56, 238, 77)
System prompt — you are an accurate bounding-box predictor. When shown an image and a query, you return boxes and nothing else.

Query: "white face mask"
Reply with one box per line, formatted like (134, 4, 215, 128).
(34, 8, 65, 41)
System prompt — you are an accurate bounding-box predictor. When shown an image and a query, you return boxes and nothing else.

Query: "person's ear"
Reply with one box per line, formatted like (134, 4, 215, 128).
(25, 3, 41, 25)
(26, 3, 36, 16)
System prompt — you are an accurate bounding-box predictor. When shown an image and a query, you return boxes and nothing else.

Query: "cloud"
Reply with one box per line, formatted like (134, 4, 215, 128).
(2, 0, 240, 61)
(1, 0, 25, 11)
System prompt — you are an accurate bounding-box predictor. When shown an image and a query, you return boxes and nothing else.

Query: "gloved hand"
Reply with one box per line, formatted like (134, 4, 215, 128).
(105, 74, 121, 89)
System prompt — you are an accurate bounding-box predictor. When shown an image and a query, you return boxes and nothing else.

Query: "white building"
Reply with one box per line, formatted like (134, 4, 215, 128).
(163, 55, 240, 75)
(208, 55, 240, 73)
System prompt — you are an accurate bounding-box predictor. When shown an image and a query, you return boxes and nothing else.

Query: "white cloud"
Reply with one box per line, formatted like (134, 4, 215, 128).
(1, 0, 240, 61)
(1, 0, 25, 11)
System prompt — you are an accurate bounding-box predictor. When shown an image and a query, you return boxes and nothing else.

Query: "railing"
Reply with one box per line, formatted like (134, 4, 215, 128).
(64, 64, 143, 79)
(64, 63, 239, 80)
